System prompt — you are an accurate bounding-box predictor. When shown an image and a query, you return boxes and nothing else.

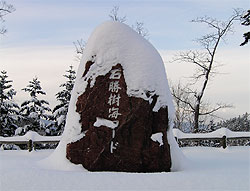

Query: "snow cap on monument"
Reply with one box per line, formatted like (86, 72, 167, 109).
(58, 21, 183, 172)
(75, 20, 175, 113)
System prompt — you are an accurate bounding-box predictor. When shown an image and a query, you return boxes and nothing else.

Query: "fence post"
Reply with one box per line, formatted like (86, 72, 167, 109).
(33, 142, 36, 151)
(28, 139, 33, 152)
(221, 135, 227, 149)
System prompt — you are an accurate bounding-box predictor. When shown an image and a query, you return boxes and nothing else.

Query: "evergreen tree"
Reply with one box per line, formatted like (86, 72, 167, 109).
(0, 70, 19, 137)
(53, 65, 76, 135)
(242, 112, 250, 131)
(215, 113, 250, 132)
(20, 77, 51, 134)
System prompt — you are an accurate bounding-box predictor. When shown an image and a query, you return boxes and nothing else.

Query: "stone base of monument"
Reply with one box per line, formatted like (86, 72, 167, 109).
(66, 64, 171, 172)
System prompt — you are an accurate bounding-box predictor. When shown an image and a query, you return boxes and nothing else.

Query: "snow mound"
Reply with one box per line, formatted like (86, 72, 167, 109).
(43, 21, 186, 171)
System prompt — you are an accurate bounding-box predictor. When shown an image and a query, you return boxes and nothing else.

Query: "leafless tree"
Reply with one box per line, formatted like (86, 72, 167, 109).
(171, 82, 194, 131)
(74, 6, 150, 62)
(132, 21, 149, 38)
(0, 0, 15, 35)
(109, 6, 149, 39)
(109, 6, 126, 23)
(73, 39, 85, 62)
(171, 10, 241, 133)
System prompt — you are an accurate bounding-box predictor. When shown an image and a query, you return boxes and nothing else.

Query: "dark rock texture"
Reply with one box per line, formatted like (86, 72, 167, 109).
(66, 63, 171, 172)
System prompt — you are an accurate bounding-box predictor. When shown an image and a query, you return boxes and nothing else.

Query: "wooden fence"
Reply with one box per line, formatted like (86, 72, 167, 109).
(1, 135, 249, 152)
(172, 128, 250, 149)
(175, 136, 250, 149)
(1, 128, 250, 151)
(0, 139, 60, 152)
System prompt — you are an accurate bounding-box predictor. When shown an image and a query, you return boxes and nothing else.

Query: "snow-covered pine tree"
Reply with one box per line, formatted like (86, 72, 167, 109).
(53, 65, 76, 135)
(0, 71, 19, 137)
(20, 77, 51, 135)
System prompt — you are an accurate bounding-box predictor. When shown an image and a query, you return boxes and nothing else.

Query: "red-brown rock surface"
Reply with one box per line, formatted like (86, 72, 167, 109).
(66, 63, 171, 172)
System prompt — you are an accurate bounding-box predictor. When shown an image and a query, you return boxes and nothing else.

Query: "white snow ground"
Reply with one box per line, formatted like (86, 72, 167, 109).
(0, 147, 249, 191)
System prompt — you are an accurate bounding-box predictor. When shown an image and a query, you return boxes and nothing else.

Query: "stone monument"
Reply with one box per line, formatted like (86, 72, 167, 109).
(64, 21, 175, 172)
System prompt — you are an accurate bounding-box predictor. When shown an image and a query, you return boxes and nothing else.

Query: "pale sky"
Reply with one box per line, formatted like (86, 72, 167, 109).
(0, 0, 249, 120)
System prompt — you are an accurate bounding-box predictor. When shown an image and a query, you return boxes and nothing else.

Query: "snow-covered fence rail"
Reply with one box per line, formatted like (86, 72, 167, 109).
(1, 128, 249, 151)
(0, 131, 61, 152)
(173, 128, 250, 148)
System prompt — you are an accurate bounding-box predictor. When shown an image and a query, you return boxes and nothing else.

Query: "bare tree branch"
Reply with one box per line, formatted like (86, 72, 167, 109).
(73, 39, 85, 54)
(0, 1, 15, 35)
(172, 91, 195, 112)
(132, 21, 149, 38)
(73, 39, 86, 62)
(199, 103, 233, 116)
(109, 6, 126, 23)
